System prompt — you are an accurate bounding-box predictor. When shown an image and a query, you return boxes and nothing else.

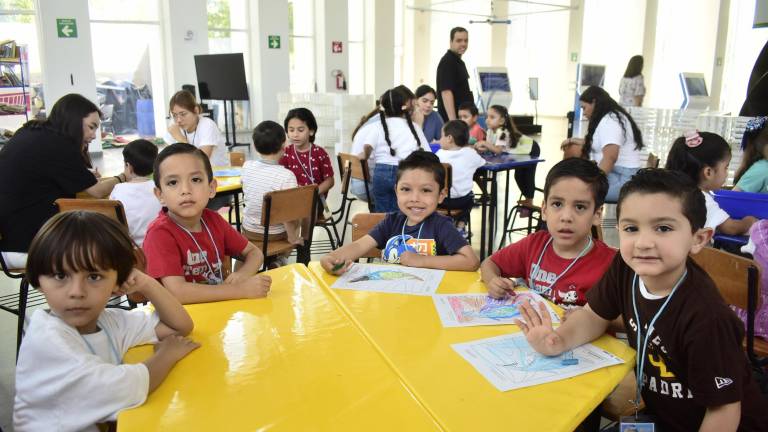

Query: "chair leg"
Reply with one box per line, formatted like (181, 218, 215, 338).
(16, 278, 29, 357)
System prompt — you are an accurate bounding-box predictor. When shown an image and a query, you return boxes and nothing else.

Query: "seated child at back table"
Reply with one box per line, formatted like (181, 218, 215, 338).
(481, 158, 616, 308)
(518, 168, 768, 431)
(143, 143, 272, 304)
(321, 151, 480, 275)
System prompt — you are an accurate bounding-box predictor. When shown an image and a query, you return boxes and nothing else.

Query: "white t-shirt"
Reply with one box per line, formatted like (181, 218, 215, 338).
(589, 112, 642, 168)
(242, 159, 298, 234)
(703, 190, 729, 230)
(14, 308, 160, 432)
(618, 75, 646, 107)
(110, 181, 162, 246)
(352, 117, 429, 166)
(436, 147, 486, 197)
(163, 115, 228, 167)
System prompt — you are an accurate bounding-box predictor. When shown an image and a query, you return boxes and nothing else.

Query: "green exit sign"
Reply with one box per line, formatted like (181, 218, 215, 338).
(56, 18, 78, 38)
(268, 35, 280, 49)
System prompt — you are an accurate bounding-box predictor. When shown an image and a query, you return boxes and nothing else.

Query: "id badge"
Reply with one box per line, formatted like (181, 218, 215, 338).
(620, 414, 657, 431)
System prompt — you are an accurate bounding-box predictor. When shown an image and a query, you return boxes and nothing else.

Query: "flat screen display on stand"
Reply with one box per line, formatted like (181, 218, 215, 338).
(194, 53, 249, 101)
(475, 67, 512, 113)
(478, 72, 511, 92)
(679, 72, 710, 110)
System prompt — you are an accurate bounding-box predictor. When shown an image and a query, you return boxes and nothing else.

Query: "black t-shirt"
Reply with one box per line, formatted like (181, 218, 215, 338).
(0, 126, 96, 252)
(368, 212, 468, 263)
(436, 49, 473, 121)
(587, 255, 768, 431)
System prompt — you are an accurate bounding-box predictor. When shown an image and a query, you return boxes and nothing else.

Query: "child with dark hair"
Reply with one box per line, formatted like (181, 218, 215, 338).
(436, 120, 486, 238)
(457, 101, 485, 144)
(14, 211, 197, 431)
(415, 84, 444, 143)
(665, 130, 757, 235)
(734, 116, 768, 193)
(143, 143, 271, 304)
(351, 86, 430, 212)
(517, 168, 768, 431)
(321, 151, 479, 274)
(110, 139, 160, 246)
(279, 107, 335, 196)
(242, 121, 302, 268)
(481, 158, 615, 307)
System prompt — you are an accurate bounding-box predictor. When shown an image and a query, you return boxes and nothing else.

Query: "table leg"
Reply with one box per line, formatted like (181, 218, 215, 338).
(479, 172, 488, 261)
(500, 171, 511, 249)
(234, 192, 242, 232)
(487, 171, 498, 259)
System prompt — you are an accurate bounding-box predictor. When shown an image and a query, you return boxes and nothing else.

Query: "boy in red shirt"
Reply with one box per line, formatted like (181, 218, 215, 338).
(481, 158, 615, 307)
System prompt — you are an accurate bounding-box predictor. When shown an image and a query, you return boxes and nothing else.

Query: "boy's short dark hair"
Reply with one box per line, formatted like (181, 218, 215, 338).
(442, 120, 470, 147)
(252, 120, 286, 155)
(457, 102, 479, 117)
(153, 143, 213, 188)
(26, 211, 137, 288)
(543, 158, 609, 210)
(617, 168, 706, 232)
(396, 150, 446, 189)
(122, 139, 158, 177)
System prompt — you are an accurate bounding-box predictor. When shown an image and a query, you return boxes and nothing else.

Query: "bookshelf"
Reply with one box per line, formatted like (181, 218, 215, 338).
(0, 40, 30, 123)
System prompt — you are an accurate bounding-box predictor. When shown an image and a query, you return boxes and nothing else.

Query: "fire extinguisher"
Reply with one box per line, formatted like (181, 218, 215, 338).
(332, 69, 347, 90)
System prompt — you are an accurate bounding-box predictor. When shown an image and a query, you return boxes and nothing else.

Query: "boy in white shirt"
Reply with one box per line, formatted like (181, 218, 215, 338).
(436, 120, 486, 238)
(110, 139, 161, 246)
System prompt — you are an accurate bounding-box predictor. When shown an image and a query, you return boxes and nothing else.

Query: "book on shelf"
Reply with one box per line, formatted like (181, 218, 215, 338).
(0, 40, 19, 60)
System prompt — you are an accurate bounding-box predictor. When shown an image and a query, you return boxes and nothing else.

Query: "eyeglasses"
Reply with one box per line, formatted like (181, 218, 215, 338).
(171, 111, 191, 120)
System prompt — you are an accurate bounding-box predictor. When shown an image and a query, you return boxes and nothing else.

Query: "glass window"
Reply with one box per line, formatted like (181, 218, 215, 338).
(289, 0, 315, 93)
(0, 0, 42, 123)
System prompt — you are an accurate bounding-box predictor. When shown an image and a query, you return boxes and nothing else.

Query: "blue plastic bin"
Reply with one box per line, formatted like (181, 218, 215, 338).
(136, 99, 156, 137)
(713, 189, 768, 219)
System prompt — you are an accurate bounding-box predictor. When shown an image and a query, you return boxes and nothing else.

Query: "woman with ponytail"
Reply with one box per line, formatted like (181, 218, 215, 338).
(351, 85, 429, 212)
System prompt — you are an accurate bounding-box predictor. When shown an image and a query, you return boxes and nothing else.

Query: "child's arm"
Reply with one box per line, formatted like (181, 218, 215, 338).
(161, 275, 271, 304)
(117, 269, 194, 339)
(480, 257, 515, 298)
(318, 176, 334, 195)
(320, 235, 379, 275)
(516, 301, 610, 356)
(699, 402, 741, 432)
(225, 242, 264, 283)
(717, 216, 757, 236)
(143, 335, 200, 392)
(399, 245, 480, 271)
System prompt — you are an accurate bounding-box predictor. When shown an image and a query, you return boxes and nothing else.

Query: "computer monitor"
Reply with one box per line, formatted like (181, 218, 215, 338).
(578, 64, 606, 88)
(679, 72, 711, 110)
(685, 76, 708, 96)
(475, 67, 512, 112)
(478, 71, 511, 92)
(528, 77, 539, 101)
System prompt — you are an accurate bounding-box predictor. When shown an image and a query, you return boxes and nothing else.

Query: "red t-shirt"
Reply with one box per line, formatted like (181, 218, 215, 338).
(279, 144, 334, 188)
(490, 230, 616, 307)
(143, 208, 249, 283)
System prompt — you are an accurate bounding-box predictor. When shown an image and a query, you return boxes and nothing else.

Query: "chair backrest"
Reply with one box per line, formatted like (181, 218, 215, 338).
(351, 213, 386, 258)
(338, 152, 370, 182)
(691, 247, 761, 310)
(337, 159, 352, 196)
(261, 184, 318, 231)
(646, 153, 660, 168)
(229, 152, 245, 167)
(54, 199, 128, 226)
(441, 163, 452, 198)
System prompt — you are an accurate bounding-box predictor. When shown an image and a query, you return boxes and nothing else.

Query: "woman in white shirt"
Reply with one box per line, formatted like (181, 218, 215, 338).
(618, 55, 645, 107)
(561, 86, 644, 202)
(163, 90, 228, 167)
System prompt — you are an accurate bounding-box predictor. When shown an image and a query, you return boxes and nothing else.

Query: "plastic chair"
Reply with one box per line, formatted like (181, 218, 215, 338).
(351, 213, 386, 260)
(259, 184, 319, 271)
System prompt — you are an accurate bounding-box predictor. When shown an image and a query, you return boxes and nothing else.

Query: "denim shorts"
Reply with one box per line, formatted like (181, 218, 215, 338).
(606, 165, 640, 203)
(372, 164, 399, 213)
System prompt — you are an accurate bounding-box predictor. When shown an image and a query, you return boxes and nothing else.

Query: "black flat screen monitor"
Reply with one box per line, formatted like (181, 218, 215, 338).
(685, 77, 708, 96)
(194, 53, 249, 101)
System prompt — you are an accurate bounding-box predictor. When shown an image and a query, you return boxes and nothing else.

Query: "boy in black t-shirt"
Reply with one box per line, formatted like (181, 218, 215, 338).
(321, 151, 480, 274)
(517, 168, 768, 431)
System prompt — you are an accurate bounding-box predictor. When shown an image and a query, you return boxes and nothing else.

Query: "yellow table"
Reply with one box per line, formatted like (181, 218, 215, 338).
(118, 264, 441, 431)
(213, 166, 243, 230)
(309, 262, 635, 431)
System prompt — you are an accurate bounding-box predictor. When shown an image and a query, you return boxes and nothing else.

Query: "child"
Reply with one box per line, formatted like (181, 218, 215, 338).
(279, 108, 335, 196)
(457, 101, 485, 145)
(475, 104, 540, 209)
(321, 151, 479, 274)
(436, 120, 486, 238)
(351, 86, 430, 213)
(665, 130, 757, 235)
(241, 120, 302, 268)
(109, 139, 161, 246)
(517, 168, 768, 431)
(143, 143, 271, 304)
(14, 211, 198, 431)
(481, 158, 615, 307)
(734, 116, 768, 193)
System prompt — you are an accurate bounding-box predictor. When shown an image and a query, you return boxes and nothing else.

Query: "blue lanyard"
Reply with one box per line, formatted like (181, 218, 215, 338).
(528, 236, 593, 291)
(401, 219, 424, 244)
(631, 269, 687, 414)
(80, 322, 122, 364)
(174, 218, 223, 284)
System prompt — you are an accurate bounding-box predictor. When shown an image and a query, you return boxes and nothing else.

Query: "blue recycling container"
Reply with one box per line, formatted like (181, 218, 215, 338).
(136, 99, 156, 137)
(713, 189, 768, 219)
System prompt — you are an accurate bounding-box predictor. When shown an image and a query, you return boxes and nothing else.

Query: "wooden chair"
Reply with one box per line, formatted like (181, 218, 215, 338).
(229, 151, 245, 167)
(351, 213, 386, 259)
(260, 184, 319, 271)
(646, 152, 660, 168)
(691, 247, 767, 365)
(436, 162, 473, 241)
(337, 153, 374, 212)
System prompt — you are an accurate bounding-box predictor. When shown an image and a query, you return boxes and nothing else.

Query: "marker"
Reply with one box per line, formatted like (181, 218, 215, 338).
(331, 262, 345, 272)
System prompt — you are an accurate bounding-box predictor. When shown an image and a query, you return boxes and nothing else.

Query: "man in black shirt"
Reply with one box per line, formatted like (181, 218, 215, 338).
(436, 27, 473, 121)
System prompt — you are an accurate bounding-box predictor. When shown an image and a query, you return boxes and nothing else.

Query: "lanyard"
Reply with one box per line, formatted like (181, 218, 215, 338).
(528, 236, 593, 292)
(401, 218, 424, 248)
(182, 127, 197, 146)
(80, 322, 122, 364)
(293, 144, 315, 183)
(631, 269, 687, 415)
(174, 218, 223, 284)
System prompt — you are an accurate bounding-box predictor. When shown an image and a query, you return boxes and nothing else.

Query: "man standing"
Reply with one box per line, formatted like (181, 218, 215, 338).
(436, 27, 473, 121)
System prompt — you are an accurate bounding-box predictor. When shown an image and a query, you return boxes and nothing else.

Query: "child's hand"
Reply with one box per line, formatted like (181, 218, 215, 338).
(399, 251, 423, 267)
(486, 276, 515, 299)
(154, 334, 200, 361)
(115, 268, 158, 296)
(321, 255, 351, 275)
(224, 271, 247, 286)
(239, 274, 271, 298)
(515, 300, 566, 356)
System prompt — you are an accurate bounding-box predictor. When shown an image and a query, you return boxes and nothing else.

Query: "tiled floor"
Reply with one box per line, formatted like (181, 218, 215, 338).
(0, 115, 574, 429)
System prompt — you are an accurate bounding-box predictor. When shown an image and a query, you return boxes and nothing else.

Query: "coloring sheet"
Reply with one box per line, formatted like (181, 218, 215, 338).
(330, 263, 445, 296)
(452, 333, 624, 391)
(432, 291, 560, 328)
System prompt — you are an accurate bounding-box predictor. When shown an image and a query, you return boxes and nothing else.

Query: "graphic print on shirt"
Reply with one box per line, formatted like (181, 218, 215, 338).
(382, 234, 437, 263)
(184, 250, 222, 281)
(556, 286, 579, 305)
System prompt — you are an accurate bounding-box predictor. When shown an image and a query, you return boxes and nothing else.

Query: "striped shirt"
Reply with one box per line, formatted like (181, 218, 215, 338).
(242, 159, 298, 234)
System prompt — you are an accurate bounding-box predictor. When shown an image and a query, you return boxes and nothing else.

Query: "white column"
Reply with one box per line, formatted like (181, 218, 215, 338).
(710, 0, 730, 110)
(160, 0, 209, 97)
(315, 0, 349, 93)
(409, 0, 431, 87)
(365, 0, 395, 96)
(249, 0, 290, 122)
(35, 0, 100, 152)
(490, 0, 508, 68)
(641, 0, 658, 106)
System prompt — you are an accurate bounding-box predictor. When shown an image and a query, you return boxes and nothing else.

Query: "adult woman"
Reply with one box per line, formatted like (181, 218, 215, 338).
(561, 86, 644, 202)
(0, 93, 122, 267)
(618, 55, 645, 107)
(164, 90, 228, 167)
(414, 84, 444, 143)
